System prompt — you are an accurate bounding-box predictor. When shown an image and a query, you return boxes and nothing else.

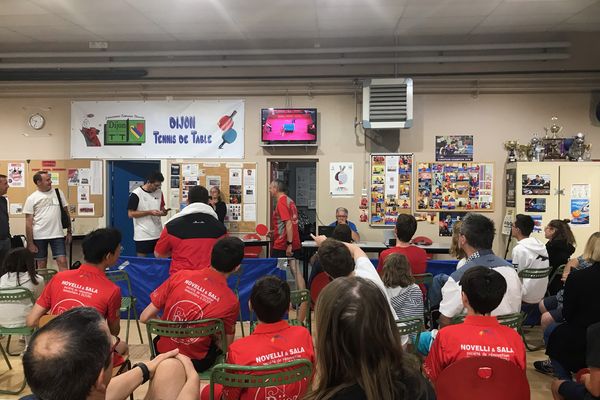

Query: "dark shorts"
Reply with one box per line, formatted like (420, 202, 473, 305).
(544, 295, 565, 323)
(153, 336, 222, 372)
(271, 248, 302, 260)
(135, 239, 158, 255)
(558, 380, 600, 400)
(33, 238, 66, 260)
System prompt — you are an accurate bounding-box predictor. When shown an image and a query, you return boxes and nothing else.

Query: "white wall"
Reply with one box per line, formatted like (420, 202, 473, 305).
(1, 91, 599, 256)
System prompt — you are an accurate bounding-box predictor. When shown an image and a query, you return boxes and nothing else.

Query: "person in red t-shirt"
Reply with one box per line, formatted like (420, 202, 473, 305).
(378, 214, 427, 296)
(27, 228, 128, 361)
(141, 236, 243, 372)
(423, 266, 526, 384)
(268, 179, 301, 258)
(201, 275, 315, 400)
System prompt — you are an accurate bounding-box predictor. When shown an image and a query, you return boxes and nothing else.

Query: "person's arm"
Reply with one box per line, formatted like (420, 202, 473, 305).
(59, 190, 72, 243)
(140, 303, 161, 323)
(216, 202, 227, 223)
(26, 303, 49, 328)
(351, 230, 360, 242)
(105, 349, 180, 400)
(311, 233, 367, 262)
(438, 277, 463, 329)
(289, 261, 308, 324)
(562, 257, 579, 282)
(582, 368, 600, 397)
(25, 214, 38, 253)
(284, 220, 294, 256)
(107, 288, 122, 336)
(511, 247, 527, 272)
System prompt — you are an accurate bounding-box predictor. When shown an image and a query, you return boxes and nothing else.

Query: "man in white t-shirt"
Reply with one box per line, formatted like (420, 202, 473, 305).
(127, 171, 168, 257)
(311, 234, 398, 320)
(24, 171, 71, 271)
(511, 214, 550, 305)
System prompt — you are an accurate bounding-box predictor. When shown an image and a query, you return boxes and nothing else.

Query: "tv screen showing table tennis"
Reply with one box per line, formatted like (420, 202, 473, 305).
(261, 108, 317, 145)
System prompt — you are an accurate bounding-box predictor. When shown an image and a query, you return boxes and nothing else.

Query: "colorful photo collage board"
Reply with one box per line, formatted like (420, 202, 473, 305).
(370, 154, 413, 226)
(416, 162, 494, 211)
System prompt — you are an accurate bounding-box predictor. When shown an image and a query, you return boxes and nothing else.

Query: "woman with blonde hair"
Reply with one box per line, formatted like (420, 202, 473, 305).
(449, 220, 467, 269)
(208, 186, 227, 223)
(306, 276, 433, 400)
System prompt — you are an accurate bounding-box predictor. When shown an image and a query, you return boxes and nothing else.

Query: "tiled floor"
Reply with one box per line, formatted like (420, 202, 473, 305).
(0, 320, 555, 399)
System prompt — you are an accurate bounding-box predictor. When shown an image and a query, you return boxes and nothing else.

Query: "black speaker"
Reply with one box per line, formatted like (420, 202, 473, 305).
(591, 91, 600, 126)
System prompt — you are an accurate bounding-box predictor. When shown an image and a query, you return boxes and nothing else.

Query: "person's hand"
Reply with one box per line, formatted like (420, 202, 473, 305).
(266, 231, 273, 240)
(175, 354, 199, 381)
(146, 348, 179, 378)
(27, 242, 38, 253)
(65, 232, 72, 245)
(338, 219, 347, 225)
(310, 234, 327, 247)
(286, 244, 293, 257)
(160, 208, 169, 216)
(150, 209, 163, 217)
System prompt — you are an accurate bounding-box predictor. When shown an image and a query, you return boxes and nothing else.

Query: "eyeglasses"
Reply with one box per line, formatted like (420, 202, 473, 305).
(336, 215, 348, 218)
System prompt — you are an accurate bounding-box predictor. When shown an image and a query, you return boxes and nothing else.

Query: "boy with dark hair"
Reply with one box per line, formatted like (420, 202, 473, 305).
(127, 170, 168, 257)
(141, 236, 243, 372)
(155, 185, 227, 274)
(201, 275, 315, 400)
(423, 266, 526, 383)
(512, 214, 550, 305)
(377, 214, 428, 277)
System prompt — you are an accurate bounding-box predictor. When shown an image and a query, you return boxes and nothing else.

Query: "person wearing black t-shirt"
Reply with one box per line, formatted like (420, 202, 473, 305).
(0, 175, 10, 264)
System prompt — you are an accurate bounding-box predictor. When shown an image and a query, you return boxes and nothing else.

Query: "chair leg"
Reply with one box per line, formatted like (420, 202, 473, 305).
(0, 342, 27, 395)
(239, 309, 245, 338)
(125, 305, 131, 344)
(0, 342, 12, 370)
(131, 298, 144, 344)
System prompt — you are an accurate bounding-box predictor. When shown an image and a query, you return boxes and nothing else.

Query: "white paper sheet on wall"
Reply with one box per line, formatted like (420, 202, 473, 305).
(90, 160, 103, 194)
(77, 185, 90, 203)
(243, 203, 256, 221)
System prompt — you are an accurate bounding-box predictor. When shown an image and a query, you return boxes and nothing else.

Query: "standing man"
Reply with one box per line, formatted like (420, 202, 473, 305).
(269, 179, 301, 258)
(24, 171, 71, 271)
(0, 174, 10, 264)
(127, 171, 168, 257)
(329, 207, 360, 242)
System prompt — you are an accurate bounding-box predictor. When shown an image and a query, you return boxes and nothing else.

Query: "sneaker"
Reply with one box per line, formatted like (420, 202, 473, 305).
(534, 359, 554, 375)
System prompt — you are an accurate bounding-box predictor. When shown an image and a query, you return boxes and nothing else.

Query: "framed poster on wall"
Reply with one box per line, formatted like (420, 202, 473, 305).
(369, 153, 413, 226)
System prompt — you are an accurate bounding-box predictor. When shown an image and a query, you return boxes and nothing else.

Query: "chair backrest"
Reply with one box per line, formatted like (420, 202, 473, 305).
(396, 317, 424, 351)
(106, 269, 133, 295)
(413, 273, 434, 286)
(451, 313, 523, 330)
(242, 234, 262, 258)
(518, 266, 552, 279)
(0, 287, 35, 304)
(435, 356, 530, 400)
(209, 359, 313, 400)
(35, 268, 57, 283)
(289, 289, 310, 328)
(145, 318, 226, 358)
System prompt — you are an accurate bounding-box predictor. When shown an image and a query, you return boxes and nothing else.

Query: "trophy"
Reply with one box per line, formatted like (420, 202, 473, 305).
(543, 116, 565, 160)
(583, 144, 592, 161)
(517, 144, 532, 161)
(530, 133, 544, 162)
(568, 132, 587, 161)
(503, 141, 518, 163)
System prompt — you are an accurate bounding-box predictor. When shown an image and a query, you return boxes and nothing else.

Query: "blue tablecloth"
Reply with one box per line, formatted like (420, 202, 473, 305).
(108, 257, 286, 321)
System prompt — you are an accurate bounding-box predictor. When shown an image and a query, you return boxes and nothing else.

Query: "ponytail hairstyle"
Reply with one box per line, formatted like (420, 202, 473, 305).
(547, 219, 576, 247)
(1, 248, 39, 286)
(449, 220, 466, 260)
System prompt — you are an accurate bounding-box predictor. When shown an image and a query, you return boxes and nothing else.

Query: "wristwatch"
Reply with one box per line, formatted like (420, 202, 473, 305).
(286, 241, 292, 245)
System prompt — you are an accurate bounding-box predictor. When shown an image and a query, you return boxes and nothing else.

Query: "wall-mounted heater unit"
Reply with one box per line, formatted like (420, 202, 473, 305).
(363, 78, 413, 129)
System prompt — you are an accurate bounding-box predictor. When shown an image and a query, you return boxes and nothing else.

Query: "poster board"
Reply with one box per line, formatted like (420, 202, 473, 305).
(168, 161, 257, 233)
(0, 159, 104, 218)
(369, 153, 414, 226)
(415, 161, 494, 212)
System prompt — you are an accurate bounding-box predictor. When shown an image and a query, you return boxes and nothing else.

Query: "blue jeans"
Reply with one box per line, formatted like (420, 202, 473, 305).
(33, 237, 66, 260)
(429, 273, 449, 308)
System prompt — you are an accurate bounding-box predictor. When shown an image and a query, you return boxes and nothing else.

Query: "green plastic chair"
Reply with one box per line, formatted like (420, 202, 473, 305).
(518, 266, 552, 280)
(209, 359, 313, 400)
(35, 268, 57, 283)
(231, 267, 245, 337)
(106, 269, 143, 344)
(146, 318, 227, 380)
(546, 264, 566, 297)
(0, 287, 35, 395)
(396, 317, 424, 354)
(451, 312, 531, 350)
(413, 273, 434, 324)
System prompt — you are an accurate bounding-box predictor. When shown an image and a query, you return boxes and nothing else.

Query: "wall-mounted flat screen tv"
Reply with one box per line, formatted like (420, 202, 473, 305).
(261, 108, 317, 145)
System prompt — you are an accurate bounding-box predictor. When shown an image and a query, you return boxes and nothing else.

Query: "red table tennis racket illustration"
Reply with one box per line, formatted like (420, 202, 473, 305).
(216, 110, 238, 149)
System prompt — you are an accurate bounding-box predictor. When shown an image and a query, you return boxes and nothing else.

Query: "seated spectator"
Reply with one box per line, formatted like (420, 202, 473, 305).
(27, 228, 122, 332)
(22, 307, 199, 400)
(329, 207, 360, 242)
(377, 214, 427, 277)
(308, 223, 353, 287)
(545, 219, 576, 295)
(511, 214, 550, 306)
(311, 233, 398, 320)
(304, 276, 433, 400)
(141, 236, 242, 372)
(200, 276, 315, 400)
(551, 322, 600, 400)
(382, 253, 424, 322)
(423, 266, 526, 384)
(435, 213, 522, 328)
(449, 221, 467, 270)
(0, 248, 44, 331)
(154, 185, 227, 274)
(535, 236, 600, 378)
(539, 232, 600, 332)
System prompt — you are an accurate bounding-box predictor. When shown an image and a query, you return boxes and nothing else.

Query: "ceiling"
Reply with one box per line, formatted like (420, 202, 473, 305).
(1, 0, 599, 48)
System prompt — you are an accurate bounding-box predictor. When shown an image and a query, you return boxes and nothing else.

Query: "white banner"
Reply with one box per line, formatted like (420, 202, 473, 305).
(71, 100, 244, 159)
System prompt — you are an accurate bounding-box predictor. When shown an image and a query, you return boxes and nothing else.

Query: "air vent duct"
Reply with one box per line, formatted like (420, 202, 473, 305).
(362, 78, 413, 129)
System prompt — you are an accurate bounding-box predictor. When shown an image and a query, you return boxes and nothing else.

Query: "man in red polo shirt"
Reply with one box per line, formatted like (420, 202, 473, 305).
(154, 185, 227, 274)
(377, 214, 427, 276)
(423, 266, 526, 384)
(27, 228, 122, 336)
(201, 275, 314, 400)
(269, 180, 301, 259)
(141, 236, 242, 372)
